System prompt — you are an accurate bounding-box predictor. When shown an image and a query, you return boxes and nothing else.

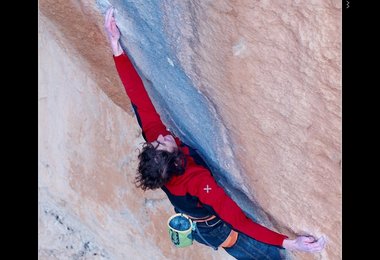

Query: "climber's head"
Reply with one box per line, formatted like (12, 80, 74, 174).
(135, 135, 186, 191)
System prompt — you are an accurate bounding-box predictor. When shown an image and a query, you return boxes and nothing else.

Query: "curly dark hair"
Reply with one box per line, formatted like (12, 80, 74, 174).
(135, 142, 187, 191)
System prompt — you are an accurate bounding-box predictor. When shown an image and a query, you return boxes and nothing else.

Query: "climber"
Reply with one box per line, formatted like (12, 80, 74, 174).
(103, 7, 326, 259)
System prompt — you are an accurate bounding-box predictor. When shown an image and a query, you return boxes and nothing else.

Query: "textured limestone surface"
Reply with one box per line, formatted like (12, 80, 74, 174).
(39, 0, 341, 259)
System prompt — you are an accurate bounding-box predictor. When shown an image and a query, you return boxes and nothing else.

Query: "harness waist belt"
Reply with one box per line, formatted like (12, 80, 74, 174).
(185, 213, 238, 248)
(189, 215, 216, 222)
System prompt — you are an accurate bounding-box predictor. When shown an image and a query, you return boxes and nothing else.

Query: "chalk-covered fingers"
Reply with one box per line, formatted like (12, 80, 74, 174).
(104, 7, 120, 43)
(283, 235, 326, 253)
(295, 236, 326, 253)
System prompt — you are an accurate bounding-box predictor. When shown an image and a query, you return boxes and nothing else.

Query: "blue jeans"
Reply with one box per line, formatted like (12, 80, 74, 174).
(193, 217, 283, 260)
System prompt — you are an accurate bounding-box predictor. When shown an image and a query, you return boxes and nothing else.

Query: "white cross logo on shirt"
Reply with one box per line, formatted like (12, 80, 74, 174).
(203, 185, 212, 193)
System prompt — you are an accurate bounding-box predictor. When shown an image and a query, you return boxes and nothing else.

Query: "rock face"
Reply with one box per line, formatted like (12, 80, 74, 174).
(39, 0, 341, 259)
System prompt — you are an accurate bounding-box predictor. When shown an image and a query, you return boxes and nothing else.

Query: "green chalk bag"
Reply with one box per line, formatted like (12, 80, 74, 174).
(167, 213, 195, 248)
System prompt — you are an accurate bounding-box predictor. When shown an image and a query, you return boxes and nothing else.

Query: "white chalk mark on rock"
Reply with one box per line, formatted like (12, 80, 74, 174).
(167, 57, 174, 67)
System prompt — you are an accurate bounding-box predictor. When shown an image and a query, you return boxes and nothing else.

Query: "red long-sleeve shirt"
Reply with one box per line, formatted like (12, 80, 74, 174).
(113, 53, 287, 247)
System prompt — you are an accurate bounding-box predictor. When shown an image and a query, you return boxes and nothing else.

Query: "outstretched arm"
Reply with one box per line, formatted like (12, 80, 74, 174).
(188, 169, 326, 252)
(104, 7, 170, 142)
(188, 170, 287, 246)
